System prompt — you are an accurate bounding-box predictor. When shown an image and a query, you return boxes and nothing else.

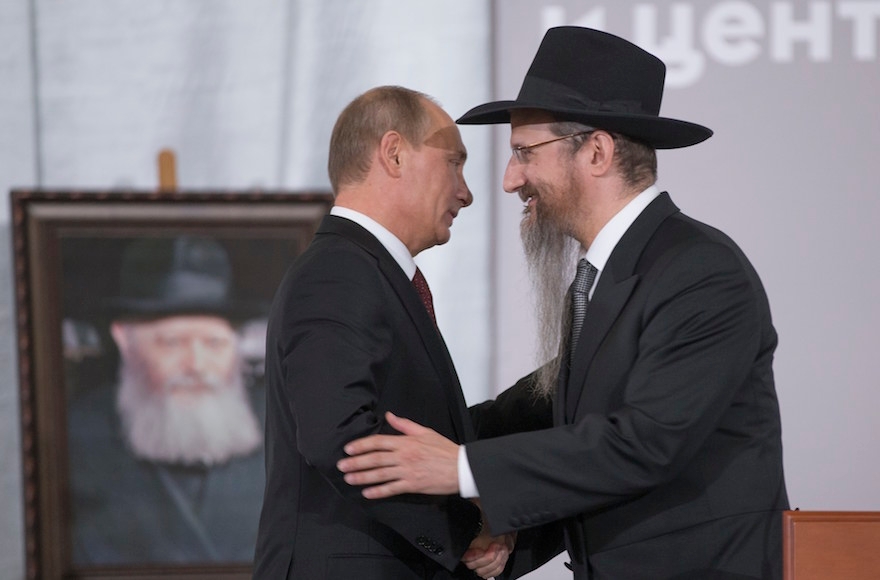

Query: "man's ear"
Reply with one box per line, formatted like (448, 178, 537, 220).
(110, 321, 130, 356)
(377, 130, 404, 178)
(587, 131, 616, 176)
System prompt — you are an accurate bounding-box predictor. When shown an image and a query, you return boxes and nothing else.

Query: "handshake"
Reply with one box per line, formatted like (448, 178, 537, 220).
(339, 412, 516, 578)
(462, 503, 516, 579)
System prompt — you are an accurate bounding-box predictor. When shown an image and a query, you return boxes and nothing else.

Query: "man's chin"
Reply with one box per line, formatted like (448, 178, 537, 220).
(166, 387, 214, 405)
(435, 230, 451, 246)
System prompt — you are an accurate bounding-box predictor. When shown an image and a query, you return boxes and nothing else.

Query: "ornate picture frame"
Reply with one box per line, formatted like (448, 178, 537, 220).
(11, 189, 333, 580)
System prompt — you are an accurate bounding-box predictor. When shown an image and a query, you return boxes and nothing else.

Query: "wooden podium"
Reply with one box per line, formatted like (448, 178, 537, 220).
(783, 510, 880, 579)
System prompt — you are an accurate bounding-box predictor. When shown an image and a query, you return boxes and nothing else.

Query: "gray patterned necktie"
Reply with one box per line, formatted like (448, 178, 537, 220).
(570, 258, 598, 358)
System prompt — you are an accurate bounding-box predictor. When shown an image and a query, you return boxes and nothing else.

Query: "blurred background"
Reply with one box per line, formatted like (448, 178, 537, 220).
(2, 1, 878, 578)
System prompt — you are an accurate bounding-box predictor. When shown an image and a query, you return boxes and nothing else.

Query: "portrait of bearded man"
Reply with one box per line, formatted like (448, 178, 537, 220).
(64, 236, 269, 566)
(111, 313, 261, 467)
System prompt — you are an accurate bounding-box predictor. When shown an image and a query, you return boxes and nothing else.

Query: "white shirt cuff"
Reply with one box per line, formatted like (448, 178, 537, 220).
(457, 445, 480, 498)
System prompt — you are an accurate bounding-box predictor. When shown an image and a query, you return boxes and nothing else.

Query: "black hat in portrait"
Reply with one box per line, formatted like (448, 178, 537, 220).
(107, 236, 267, 321)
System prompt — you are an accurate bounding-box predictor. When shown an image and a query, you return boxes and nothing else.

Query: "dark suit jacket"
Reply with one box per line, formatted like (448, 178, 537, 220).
(253, 215, 482, 580)
(468, 193, 789, 580)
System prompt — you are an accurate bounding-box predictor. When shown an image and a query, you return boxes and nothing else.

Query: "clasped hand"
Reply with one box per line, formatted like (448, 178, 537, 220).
(337, 412, 513, 578)
(464, 516, 515, 579)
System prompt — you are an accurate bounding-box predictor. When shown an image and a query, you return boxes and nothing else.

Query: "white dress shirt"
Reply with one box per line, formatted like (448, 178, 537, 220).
(330, 206, 416, 278)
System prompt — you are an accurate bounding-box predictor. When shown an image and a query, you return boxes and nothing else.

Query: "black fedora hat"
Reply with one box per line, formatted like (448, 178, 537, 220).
(107, 236, 266, 320)
(457, 26, 712, 149)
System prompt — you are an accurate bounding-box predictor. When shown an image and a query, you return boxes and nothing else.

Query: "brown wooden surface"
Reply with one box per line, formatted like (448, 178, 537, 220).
(157, 148, 177, 191)
(783, 510, 880, 580)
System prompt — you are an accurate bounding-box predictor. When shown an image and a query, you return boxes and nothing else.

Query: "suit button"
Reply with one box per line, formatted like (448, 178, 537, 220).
(416, 535, 444, 555)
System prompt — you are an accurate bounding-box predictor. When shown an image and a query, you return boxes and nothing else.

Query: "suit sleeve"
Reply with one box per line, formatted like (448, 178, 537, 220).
(469, 370, 554, 439)
(278, 248, 480, 572)
(467, 241, 765, 536)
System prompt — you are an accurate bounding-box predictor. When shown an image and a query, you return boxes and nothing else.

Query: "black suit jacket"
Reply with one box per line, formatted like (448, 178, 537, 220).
(468, 193, 789, 580)
(253, 215, 481, 580)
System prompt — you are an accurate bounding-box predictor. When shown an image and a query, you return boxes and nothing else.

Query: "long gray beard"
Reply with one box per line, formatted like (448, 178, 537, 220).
(521, 208, 579, 398)
(116, 361, 262, 466)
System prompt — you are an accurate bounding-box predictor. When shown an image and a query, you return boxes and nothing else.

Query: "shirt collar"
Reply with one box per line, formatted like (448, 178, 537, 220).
(330, 206, 417, 279)
(584, 184, 661, 271)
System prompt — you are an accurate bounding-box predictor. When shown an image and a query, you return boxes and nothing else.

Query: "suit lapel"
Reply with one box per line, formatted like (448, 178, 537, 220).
(318, 216, 473, 442)
(565, 276, 638, 419)
(555, 345, 571, 426)
(377, 259, 474, 442)
(563, 193, 680, 421)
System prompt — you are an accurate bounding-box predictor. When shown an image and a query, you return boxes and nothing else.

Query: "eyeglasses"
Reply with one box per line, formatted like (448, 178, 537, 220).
(510, 130, 595, 164)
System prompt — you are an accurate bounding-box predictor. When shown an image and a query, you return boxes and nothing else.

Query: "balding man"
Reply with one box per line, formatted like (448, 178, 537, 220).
(253, 86, 511, 580)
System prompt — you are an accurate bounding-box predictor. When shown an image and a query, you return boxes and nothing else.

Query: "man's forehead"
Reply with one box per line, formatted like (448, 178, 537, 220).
(423, 123, 465, 153)
(129, 314, 234, 333)
(419, 100, 465, 152)
(510, 108, 557, 128)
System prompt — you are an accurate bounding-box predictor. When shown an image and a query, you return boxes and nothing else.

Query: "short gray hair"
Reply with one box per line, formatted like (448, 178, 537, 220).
(328, 86, 435, 194)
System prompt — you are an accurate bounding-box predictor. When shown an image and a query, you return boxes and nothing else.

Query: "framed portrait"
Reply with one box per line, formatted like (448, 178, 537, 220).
(11, 189, 334, 580)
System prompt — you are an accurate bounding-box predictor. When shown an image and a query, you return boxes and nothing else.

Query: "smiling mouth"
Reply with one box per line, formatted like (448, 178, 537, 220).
(520, 192, 536, 212)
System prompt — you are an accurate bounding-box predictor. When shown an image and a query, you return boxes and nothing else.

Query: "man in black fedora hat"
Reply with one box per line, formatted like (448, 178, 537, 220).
(339, 27, 789, 579)
(66, 235, 267, 565)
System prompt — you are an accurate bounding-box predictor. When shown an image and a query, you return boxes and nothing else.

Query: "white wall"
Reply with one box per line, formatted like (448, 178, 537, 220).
(0, 0, 37, 577)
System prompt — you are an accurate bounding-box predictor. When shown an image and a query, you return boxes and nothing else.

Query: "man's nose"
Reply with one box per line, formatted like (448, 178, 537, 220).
(459, 178, 473, 207)
(182, 340, 210, 373)
(502, 156, 525, 193)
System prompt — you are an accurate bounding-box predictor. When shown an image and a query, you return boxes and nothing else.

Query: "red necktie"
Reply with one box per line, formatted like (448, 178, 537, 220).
(411, 268, 437, 325)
